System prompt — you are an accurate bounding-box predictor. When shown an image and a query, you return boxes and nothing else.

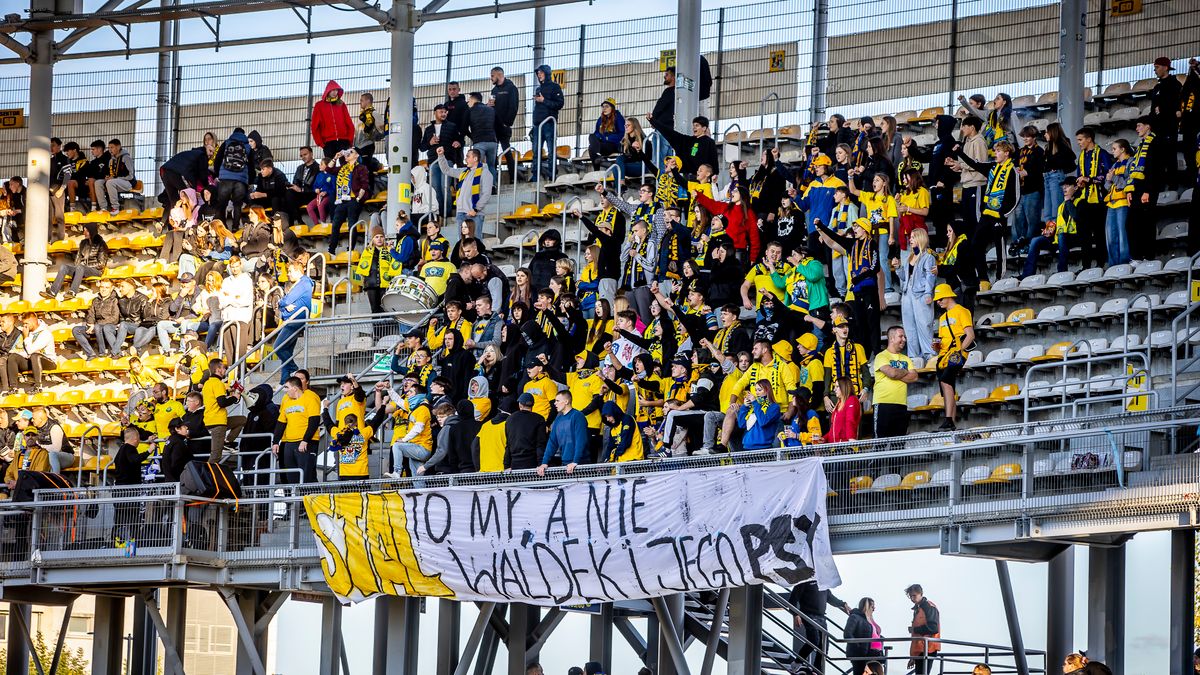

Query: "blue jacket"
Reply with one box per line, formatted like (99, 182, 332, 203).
(737, 399, 781, 450)
(161, 147, 210, 187)
(593, 110, 626, 145)
(278, 275, 314, 321)
(313, 168, 335, 196)
(531, 65, 564, 126)
(216, 130, 253, 184)
(541, 408, 588, 466)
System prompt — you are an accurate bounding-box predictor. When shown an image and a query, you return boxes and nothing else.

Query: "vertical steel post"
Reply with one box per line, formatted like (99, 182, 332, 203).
(726, 585, 763, 674)
(1170, 530, 1196, 675)
(91, 596, 126, 675)
(809, 0, 830, 124)
(674, 0, 702, 136)
(533, 7, 546, 67)
(154, 0, 175, 198)
(444, 40, 454, 87)
(21, 27, 53, 301)
(385, 0, 417, 230)
(305, 53, 317, 137)
(573, 25, 586, 157)
(171, 64, 183, 153)
(319, 598, 344, 675)
(946, 0, 959, 111)
(1046, 547, 1076, 672)
(508, 603, 538, 673)
(436, 599, 462, 675)
(5, 603, 31, 675)
(1058, 0, 1087, 150)
(713, 8, 725, 131)
(374, 596, 420, 675)
(1087, 544, 1125, 672)
(653, 595, 690, 675)
(996, 561, 1030, 675)
(590, 603, 614, 669)
(165, 588, 188, 673)
(1095, 6, 1107, 92)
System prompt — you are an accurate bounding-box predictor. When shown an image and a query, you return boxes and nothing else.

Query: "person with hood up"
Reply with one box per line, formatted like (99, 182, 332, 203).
(44, 220, 108, 300)
(529, 227, 567, 292)
(212, 128, 255, 230)
(159, 145, 210, 225)
(588, 98, 626, 170)
(601, 400, 644, 463)
(438, 330, 476, 404)
(448, 393, 485, 473)
(238, 382, 279, 484)
(409, 164, 439, 224)
(94, 138, 136, 216)
(927, 114, 961, 234)
(311, 80, 355, 159)
(247, 130, 273, 168)
(530, 64, 564, 182)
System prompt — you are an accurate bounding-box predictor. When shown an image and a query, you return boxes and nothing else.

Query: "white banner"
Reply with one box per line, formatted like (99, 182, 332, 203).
(305, 458, 841, 606)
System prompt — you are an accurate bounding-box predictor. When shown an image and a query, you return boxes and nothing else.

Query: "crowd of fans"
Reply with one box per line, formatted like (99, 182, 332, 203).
(0, 51, 1196, 492)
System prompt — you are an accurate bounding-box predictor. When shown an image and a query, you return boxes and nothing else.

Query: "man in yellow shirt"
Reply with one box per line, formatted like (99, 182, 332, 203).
(149, 382, 184, 441)
(566, 352, 605, 462)
(419, 239, 457, 297)
(740, 241, 792, 310)
(522, 355, 559, 421)
(200, 358, 244, 463)
(872, 326, 918, 438)
(934, 284, 974, 431)
(328, 374, 366, 430)
(717, 338, 797, 452)
(473, 408, 508, 472)
(822, 315, 869, 410)
(271, 376, 321, 483)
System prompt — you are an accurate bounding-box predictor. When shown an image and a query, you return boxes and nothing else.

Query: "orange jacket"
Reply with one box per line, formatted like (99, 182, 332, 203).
(909, 598, 941, 656)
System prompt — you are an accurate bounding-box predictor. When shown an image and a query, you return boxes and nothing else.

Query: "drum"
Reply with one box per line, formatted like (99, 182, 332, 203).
(382, 276, 439, 313)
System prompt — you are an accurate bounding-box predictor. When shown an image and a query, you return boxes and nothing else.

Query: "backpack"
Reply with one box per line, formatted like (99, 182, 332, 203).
(222, 142, 248, 174)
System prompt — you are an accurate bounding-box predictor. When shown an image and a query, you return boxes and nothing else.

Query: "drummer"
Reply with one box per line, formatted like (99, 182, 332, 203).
(419, 239, 457, 298)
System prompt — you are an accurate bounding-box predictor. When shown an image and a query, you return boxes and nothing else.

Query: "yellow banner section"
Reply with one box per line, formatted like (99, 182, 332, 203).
(305, 492, 454, 602)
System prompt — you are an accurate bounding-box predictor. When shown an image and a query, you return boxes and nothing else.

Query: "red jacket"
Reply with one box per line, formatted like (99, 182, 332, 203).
(827, 395, 860, 443)
(695, 192, 761, 261)
(311, 80, 355, 147)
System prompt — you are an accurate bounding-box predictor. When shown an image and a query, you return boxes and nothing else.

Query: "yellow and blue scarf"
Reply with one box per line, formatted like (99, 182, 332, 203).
(982, 158, 1015, 218)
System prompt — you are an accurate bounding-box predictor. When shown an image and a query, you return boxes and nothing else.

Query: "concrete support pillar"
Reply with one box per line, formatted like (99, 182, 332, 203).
(319, 597, 344, 675)
(154, 0, 176, 195)
(589, 603, 614, 670)
(507, 603, 539, 673)
(21, 28, 53, 301)
(653, 595, 689, 675)
(91, 596, 126, 675)
(165, 588, 187, 669)
(1046, 547, 1075, 671)
(436, 599, 461, 675)
(674, 0, 702, 135)
(996, 561, 1030, 675)
(5, 603, 31, 675)
(726, 585, 762, 675)
(1170, 530, 1196, 675)
(1057, 0, 1087, 149)
(533, 7, 546, 67)
(131, 595, 160, 675)
(373, 596, 420, 675)
(808, 0, 830, 123)
(1087, 545, 1125, 672)
(384, 0, 416, 232)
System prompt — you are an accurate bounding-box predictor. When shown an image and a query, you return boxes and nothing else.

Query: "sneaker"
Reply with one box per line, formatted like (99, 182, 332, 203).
(937, 418, 956, 431)
(383, 471, 401, 479)
(39, 290, 55, 300)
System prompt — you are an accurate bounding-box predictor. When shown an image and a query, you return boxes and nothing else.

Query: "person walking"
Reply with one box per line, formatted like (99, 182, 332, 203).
(906, 584, 941, 675)
(845, 598, 885, 675)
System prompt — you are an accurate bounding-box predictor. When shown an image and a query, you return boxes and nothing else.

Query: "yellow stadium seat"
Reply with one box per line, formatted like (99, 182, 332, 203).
(58, 359, 90, 374)
(364, 191, 387, 204)
(106, 236, 132, 250)
(849, 476, 873, 493)
(82, 211, 109, 224)
(0, 393, 27, 408)
(129, 232, 163, 249)
(110, 209, 138, 222)
(64, 211, 83, 226)
(58, 296, 87, 312)
(898, 471, 932, 489)
(977, 384, 1020, 405)
(540, 202, 565, 217)
(290, 224, 308, 238)
(1031, 341, 1075, 363)
(503, 204, 541, 221)
(308, 222, 332, 237)
(47, 238, 79, 254)
(140, 207, 164, 220)
(914, 393, 944, 412)
(51, 326, 75, 343)
(993, 308, 1034, 328)
(519, 150, 535, 163)
(555, 145, 570, 160)
(975, 463, 1022, 485)
(26, 391, 55, 407)
(104, 264, 136, 279)
(100, 421, 123, 437)
(1, 300, 31, 315)
(32, 298, 61, 313)
(57, 389, 85, 405)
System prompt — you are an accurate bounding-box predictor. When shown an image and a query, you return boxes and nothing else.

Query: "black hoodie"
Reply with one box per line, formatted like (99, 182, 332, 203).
(447, 399, 480, 474)
(438, 341, 476, 404)
(247, 130, 273, 168)
(928, 115, 960, 190)
(504, 408, 546, 470)
(529, 228, 567, 291)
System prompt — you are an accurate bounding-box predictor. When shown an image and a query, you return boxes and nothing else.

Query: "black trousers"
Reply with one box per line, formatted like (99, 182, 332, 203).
(365, 286, 385, 314)
(873, 402, 909, 438)
(158, 168, 188, 223)
(1075, 201, 1107, 269)
(214, 180, 247, 230)
(851, 285, 881, 354)
(971, 214, 1006, 284)
(322, 139, 352, 160)
(1128, 191, 1158, 261)
(587, 135, 620, 169)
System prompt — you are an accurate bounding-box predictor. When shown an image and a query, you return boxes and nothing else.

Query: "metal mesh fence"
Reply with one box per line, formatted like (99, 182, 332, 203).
(0, 0, 1195, 199)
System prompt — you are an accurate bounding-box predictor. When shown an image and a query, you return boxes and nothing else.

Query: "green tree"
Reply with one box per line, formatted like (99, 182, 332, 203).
(0, 631, 91, 675)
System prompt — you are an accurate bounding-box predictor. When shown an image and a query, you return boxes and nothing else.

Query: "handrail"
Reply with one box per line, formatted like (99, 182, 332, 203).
(1023, 348, 1149, 423)
(561, 195, 585, 270)
(533, 116, 557, 207)
(232, 305, 309, 383)
(328, 275, 351, 316)
(1171, 297, 1200, 405)
(72, 423, 102, 488)
(498, 146, 521, 237)
(307, 253, 327, 317)
(216, 319, 247, 363)
(643, 130, 663, 184)
(721, 122, 743, 193)
(601, 162, 622, 198)
(759, 92, 781, 155)
(1121, 292, 1154, 395)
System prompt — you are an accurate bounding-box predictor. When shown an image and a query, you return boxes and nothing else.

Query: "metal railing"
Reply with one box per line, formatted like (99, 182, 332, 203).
(498, 146, 521, 234)
(1172, 299, 1200, 405)
(533, 116, 557, 207)
(759, 92, 781, 155)
(561, 195, 585, 270)
(1022, 345, 1152, 422)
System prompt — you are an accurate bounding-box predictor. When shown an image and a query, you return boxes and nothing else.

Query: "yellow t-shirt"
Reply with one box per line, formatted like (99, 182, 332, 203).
(393, 403, 433, 451)
(420, 260, 458, 296)
(729, 358, 798, 407)
(858, 191, 899, 234)
(743, 261, 793, 308)
(823, 341, 869, 395)
(477, 418, 508, 472)
(333, 423, 373, 477)
(567, 371, 604, 429)
(333, 393, 366, 430)
(522, 374, 557, 420)
(718, 368, 748, 413)
(153, 399, 184, 439)
(795, 356, 825, 401)
(938, 304, 974, 356)
(277, 393, 321, 442)
(898, 187, 930, 211)
(872, 350, 913, 406)
(201, 376, 229, 427)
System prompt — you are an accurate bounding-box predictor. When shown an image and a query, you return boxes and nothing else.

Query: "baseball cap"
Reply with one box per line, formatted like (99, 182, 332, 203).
(1153, 56, 1175, 70)
(430, 239, 449, 252)
(178, 272, 195, 283)
(832, 315, 849, 327)
(337, 375, 355, 385)
(517, 392, 535, 407)
(16, 409, 32, 421)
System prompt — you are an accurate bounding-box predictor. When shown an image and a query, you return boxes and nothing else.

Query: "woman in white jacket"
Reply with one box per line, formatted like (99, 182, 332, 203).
(219, 256, 255, 362)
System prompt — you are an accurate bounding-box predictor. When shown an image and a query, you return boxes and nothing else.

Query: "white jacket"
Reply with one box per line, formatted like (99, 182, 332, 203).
(219, 272, 255, 324)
